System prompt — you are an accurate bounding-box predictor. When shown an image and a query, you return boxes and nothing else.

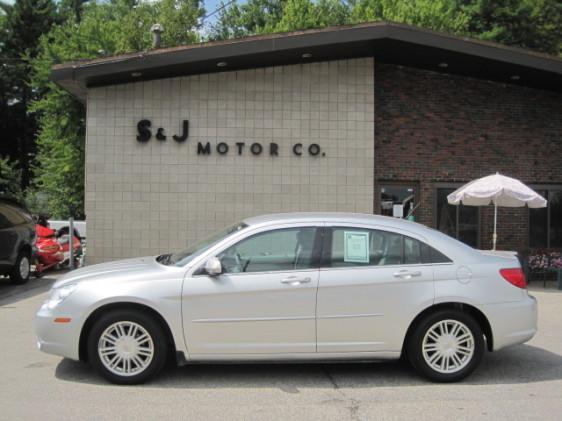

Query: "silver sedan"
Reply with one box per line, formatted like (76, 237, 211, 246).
(35, 213, 537, 384)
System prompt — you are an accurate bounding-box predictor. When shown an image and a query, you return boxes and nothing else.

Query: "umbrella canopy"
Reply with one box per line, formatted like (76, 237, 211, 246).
(447, 173, 547, 250)
(447, 173, 547, 208)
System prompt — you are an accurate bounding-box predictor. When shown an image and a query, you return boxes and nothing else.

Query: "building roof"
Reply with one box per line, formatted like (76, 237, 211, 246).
(52, 21, 562, 102)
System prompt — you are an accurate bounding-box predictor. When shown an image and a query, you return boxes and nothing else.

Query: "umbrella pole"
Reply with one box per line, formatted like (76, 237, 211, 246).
(493, 202, 498, 251)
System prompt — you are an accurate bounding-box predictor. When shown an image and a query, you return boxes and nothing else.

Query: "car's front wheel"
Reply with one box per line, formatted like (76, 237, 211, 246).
(10, 251, 31, 284)
(87, 310, 168, 385)
(407, 310, 484, 382)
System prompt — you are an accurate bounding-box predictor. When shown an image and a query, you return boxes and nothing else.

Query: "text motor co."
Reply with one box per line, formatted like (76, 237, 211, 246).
(137, 119, 325, 157)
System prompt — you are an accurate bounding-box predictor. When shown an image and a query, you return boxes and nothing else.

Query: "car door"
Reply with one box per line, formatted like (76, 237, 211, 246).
(316, 224, 435, 353)
(182, 224, 323, 356)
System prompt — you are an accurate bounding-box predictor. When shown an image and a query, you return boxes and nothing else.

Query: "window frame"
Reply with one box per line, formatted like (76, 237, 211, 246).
(321, 225, 452, 269)
(528, 184, 562, 248)
(206, 225, 325, 275)
(434, 183, 481, 248)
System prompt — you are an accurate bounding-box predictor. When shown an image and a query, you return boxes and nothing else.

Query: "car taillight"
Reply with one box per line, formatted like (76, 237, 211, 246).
(500, 268, 527, 289)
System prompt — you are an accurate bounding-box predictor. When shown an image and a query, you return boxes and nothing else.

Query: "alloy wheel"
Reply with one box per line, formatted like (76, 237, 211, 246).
(421, 319, 475, 374)
(97, 321, 154, 377)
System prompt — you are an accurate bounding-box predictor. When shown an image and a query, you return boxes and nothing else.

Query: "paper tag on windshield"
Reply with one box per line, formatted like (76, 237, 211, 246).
(344, 231, 369, 263)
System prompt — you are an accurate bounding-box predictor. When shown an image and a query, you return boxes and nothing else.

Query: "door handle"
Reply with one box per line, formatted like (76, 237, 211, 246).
(281, 276, 311, 285)
(393, 270, 422, 279)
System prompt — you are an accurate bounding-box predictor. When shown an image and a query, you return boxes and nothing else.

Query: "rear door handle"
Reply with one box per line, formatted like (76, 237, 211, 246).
(281, 276, 311, 285)
(393, 270, 422, 279)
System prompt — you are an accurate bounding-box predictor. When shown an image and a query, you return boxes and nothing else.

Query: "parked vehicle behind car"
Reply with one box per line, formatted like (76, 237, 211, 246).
(47, 220, 86, 241)
(35, 213, 537, 384)
(34, 218, 83, 276)
(0, 198, 35, 284)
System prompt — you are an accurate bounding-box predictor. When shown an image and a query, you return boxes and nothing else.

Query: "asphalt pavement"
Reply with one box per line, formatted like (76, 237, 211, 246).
(1, 274, 562, 421)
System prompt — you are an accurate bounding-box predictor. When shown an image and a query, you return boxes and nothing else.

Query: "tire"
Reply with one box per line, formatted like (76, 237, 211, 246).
(407, 310, 485, 382)
(87, 310, 169, 385)
(10, 251, 31, 284)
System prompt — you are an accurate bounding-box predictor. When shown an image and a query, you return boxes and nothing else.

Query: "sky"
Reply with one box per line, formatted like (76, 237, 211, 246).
(1, 0, 233, 26)
(202, 0, 239, 26)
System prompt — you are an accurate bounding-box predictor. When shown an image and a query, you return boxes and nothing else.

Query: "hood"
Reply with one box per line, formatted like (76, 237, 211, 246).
(53, 256, 164, 288)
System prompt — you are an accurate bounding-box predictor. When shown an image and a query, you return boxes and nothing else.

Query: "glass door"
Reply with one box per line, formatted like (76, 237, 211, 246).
(436, 187, 479, 248)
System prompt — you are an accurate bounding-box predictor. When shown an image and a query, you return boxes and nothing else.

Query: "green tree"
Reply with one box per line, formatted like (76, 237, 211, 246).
(209, 0, 288, 39)
(458, 0, 561, 55)
(0, 156, 23, 200)
(212, 0, 560, 55)
(0, 0, 57, 188)
(30, 0, 204, 218)
(350, 0, 469, 33)
(274, 0, 349, 32)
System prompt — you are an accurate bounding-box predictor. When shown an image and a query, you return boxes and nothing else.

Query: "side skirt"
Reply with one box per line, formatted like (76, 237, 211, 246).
(180, 351, 401, 364)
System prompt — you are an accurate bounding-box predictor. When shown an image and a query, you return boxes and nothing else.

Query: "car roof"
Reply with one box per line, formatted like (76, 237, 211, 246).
(242, 212, 478, 260)
(244, 212, 427, 231)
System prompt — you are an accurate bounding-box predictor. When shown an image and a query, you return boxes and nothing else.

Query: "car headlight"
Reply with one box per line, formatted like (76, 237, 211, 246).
(43, 284, 78, 310)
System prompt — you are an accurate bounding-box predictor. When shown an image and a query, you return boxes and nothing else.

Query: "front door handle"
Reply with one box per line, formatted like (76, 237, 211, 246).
(393, 270, 422, 279)
(281, 276, 311, 285)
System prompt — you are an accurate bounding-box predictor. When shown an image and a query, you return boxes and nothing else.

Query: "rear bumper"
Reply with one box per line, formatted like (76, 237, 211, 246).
(35, 304, 81, 361)
(481, 294, 538, 351)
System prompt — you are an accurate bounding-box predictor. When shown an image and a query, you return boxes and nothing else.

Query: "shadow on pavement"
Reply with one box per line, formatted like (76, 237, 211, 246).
(0, 274, 60, 306)
(55, 344, 562, 389)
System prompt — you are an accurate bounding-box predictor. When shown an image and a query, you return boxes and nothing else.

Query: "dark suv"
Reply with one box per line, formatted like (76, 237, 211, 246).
(0, 199, 35, 284)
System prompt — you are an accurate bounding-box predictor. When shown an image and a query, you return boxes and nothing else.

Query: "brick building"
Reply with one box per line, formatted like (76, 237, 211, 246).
(51, 22, 562, 263)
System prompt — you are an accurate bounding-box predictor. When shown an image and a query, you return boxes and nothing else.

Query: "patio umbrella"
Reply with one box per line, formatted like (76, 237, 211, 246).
(447, 173, 547, 250)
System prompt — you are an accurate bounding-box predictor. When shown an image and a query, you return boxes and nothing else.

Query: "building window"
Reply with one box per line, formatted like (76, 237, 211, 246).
(435, 187, 479, 248)
(378, 183, 418, 220)
(530, 188, 562, 248)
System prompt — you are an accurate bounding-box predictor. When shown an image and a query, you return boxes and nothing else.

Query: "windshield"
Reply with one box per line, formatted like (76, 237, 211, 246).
(158, 222, 248, 266)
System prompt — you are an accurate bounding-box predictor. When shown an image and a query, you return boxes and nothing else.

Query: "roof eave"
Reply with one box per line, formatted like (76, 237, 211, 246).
(51, 22, 562, 102)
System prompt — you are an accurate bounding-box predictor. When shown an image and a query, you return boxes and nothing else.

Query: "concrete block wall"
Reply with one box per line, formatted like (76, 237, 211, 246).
(85, 58, 375, 263)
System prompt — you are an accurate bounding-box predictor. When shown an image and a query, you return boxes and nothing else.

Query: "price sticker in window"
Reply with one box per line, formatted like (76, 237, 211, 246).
(344, 231, 369, 263)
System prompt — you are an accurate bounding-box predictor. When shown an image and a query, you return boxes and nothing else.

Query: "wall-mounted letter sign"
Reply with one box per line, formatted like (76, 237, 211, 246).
(137, 120, 189, 143)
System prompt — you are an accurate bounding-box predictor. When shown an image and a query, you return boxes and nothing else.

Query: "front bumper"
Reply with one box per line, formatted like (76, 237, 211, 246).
(35, 304, 82, 361)
(481, 294, 538, 351)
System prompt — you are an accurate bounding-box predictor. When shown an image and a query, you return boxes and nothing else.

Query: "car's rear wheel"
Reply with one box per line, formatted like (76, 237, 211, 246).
(407, 310, 484, 382)
(10, 251, 30, 284)
(87, 310, 168, 385)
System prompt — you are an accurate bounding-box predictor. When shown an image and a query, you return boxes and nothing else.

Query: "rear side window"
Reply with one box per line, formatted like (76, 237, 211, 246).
(326, 228, 452, 267)
(404, 236, 429, 264)
(430, 246, 452, 263)
(404, 236, 452, 264)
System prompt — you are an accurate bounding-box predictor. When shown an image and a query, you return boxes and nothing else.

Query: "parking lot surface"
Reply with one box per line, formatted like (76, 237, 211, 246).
(1, 275, 562, 421)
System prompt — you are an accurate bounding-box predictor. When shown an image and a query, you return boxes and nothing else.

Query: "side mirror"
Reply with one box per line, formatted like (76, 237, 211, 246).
(204, 257, 222, 276)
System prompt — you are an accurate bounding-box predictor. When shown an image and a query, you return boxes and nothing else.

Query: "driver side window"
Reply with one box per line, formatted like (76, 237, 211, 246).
(218, 227, 319, 274)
